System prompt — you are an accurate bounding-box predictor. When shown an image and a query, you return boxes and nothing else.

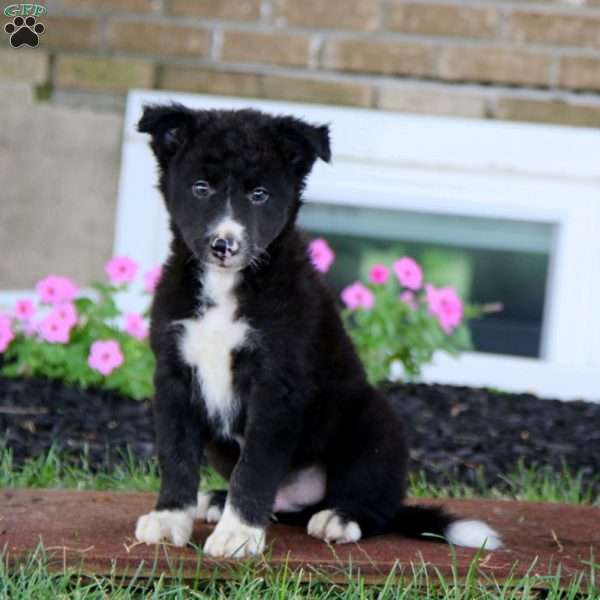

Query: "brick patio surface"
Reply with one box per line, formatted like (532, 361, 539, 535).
(1, 489, 598, 587)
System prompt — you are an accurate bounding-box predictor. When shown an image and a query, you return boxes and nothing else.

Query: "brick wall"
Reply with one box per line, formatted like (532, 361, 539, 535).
(0, 0, 600, 125)
(3, 0, 600, 126)
(1, 1, 600, 286)
(3, 0, 600, 125)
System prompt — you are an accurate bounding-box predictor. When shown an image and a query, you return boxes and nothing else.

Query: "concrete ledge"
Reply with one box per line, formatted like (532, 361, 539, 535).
(0, 91, 122, 287)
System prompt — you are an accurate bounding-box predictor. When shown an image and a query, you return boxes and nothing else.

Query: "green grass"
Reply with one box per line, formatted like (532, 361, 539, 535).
(409, 462, 599, 506)
(1, 543, 598, 599)
(0, 445, 226, 493)
(1, 446, 599, 599)
(1, 445, 597, 506)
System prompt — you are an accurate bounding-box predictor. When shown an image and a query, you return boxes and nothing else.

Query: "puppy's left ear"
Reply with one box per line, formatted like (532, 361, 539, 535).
(138, 103, 195, 168)
(276, 116, 331, 176)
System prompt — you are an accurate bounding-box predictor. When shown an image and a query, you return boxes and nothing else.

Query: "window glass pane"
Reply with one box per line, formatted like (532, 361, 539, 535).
(299, 202, 553, 358)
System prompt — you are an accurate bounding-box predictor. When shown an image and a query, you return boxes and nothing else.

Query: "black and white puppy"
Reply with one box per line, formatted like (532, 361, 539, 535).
(134, 104, 502, 558)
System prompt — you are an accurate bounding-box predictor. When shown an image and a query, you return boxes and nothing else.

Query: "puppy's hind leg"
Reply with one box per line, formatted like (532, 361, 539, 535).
(307, 508, 363, 544)
(308, 390, 408, 545)
(307, 458, 405, 545)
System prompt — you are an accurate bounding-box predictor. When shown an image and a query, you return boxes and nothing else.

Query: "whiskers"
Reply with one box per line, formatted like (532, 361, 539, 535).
(248, 246, 271, 272)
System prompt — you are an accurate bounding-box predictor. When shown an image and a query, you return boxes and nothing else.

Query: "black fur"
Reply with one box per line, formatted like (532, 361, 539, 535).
(141, 104, 459, 543)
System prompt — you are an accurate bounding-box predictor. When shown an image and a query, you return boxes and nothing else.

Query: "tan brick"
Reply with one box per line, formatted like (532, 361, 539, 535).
(262, 75, 372, 106)
(273, 0, 379, 31)
(378, 85, 487, 117)
(560, 56, 600, 91)
(438, 47, 552, 86)
(494, 0, 600, 5)
(41, 16, 100, 50)
(322, 38, 435, 77)
(495, 97, 600, 127)
(221, 31, 311, 67)
(159, 67, 261, 97)
(168, 0, 261, 20)
(108, 21, 210, 57)
(59, 0, 159, 12)
(0, 48, 48, 83)
(509, 11, 600, 48)
(386, 3, 499, 39)
(55, 55, 154, 91)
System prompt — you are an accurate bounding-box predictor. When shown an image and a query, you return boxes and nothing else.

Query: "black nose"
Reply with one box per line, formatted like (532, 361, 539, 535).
(210, 236, 239, 259)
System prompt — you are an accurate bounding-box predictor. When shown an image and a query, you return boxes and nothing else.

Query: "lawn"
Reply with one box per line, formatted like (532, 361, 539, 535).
(1, 446, 598, 599)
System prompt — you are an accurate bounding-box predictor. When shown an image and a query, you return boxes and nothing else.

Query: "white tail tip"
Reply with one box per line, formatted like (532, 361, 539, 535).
(445, 519, 503, 550)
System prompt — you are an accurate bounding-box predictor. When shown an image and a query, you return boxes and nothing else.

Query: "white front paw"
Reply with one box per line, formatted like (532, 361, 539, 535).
(135, 509, 194, 547)
(203, 504, 265, 558)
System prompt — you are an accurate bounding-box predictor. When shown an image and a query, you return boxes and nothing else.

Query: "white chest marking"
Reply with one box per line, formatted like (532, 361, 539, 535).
(179, 268, 249, 436)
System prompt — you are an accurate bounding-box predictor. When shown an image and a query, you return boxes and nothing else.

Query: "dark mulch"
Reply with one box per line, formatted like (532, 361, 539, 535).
(0, 377, 155, 466)
(385, 383, 600, 493)
(1, 376, 599, 494)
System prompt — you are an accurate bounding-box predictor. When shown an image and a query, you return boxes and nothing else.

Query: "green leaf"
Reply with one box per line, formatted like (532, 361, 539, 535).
(341, 264, 482, 383)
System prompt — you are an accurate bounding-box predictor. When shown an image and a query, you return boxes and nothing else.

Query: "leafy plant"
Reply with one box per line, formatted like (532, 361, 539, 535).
(309, 239, 497, 384)
(0, 259, 161, 400)
(0, 238, 496, 399)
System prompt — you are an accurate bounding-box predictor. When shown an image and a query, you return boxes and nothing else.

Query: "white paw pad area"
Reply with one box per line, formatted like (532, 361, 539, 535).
(135, 508, 195, 547)
(203, 504, 265, 558)
(307, 509, 362, 544)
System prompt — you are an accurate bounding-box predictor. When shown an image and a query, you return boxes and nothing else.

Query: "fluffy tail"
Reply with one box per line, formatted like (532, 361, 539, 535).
(390, 505, 502, 550)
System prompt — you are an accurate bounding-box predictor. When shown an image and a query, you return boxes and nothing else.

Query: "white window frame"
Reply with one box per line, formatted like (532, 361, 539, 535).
(113, 90, 600, 402)
(9, 90, 600, 401)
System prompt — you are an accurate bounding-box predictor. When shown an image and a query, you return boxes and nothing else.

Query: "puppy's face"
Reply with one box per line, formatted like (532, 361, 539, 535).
(139, 104, 330, 271)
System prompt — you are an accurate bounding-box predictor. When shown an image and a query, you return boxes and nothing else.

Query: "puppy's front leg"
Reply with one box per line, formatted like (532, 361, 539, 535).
(136, 361, 206, 547)
(203, 386, 300, 558)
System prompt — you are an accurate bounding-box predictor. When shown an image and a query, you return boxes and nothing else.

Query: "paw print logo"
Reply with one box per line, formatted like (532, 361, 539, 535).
(4, 15, 45, 48)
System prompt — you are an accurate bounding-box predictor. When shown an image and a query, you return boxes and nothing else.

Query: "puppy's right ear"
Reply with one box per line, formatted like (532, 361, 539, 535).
(138, 103, 194, 168)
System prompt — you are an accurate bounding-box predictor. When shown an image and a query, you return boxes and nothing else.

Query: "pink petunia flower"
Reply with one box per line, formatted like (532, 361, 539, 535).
(105, 256, 139, 285)
(51, 302, 78, 328)
(22, 321, 38, 338)
(36, 275, 78, 305)
(88, 340, 124, 376)
(0, 315, 15, 353)
(426, 284, 464, 334)
(143, 265, 163, 293)
(124, 313, 148, 341)
(39, 314, 71, 344)
(308, 238, 335, 274)
(341, 282, 375, 310)
(400, 290, 417, 310)
(393, 257, 423, 291)
(369, 264, 390, 285)
(13, 298, 36, 321)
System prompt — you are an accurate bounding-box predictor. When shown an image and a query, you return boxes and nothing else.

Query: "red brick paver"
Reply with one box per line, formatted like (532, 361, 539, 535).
(1, 490, 598, 587)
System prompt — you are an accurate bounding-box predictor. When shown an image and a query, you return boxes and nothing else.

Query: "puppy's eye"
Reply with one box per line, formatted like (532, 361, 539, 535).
(192, 180, 211, 198)
(250, 187, 269, 204)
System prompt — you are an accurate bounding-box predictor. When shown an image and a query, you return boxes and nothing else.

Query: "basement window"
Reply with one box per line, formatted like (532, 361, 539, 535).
(300, 203, 553, 358)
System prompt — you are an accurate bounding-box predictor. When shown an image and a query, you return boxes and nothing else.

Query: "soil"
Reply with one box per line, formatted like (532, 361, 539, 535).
(1, 376, 598, 494)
